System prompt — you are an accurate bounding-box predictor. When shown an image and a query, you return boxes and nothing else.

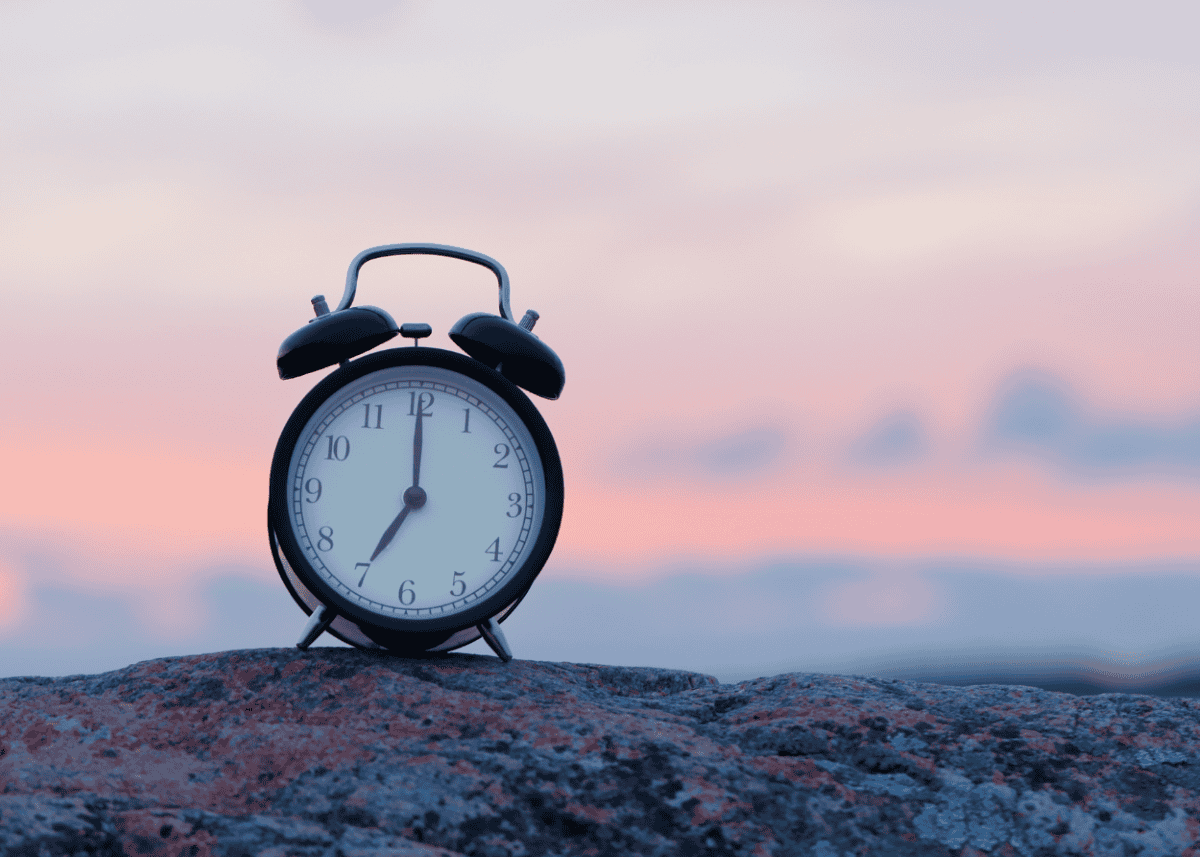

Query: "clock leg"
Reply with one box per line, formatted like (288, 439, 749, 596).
(297, 604, 337, 650)
(477, 616, 513, 662)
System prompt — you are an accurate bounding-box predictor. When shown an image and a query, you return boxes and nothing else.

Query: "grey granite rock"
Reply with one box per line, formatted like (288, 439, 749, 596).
(2, 648, 1200, 855)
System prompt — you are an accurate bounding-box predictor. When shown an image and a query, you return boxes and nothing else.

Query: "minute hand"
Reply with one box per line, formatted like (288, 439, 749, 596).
(412, 404, 423, 487)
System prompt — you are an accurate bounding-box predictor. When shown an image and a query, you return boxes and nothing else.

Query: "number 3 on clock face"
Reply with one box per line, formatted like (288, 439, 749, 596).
(269, 348, 563, 642)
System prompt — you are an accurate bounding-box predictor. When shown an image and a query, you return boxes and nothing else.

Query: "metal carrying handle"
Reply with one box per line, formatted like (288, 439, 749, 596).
(337, 243, 514, 322)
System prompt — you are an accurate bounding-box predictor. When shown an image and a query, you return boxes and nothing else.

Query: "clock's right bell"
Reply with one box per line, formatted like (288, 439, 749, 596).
(449, 312, 565, 400)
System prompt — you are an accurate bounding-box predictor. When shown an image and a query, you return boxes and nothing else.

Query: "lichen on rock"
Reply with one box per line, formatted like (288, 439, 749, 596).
(2, 647, 1200, 855)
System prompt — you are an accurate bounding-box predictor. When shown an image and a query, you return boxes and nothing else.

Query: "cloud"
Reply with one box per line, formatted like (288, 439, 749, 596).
(700, 427, 788, 475)
(820, 569, 945, 627)
(846, 410, 927, 467)
(7, 549, 1200, 695)
(0, 562, 349, 679)
(619, 425, 789, 480)
(414, 557, 1200, 688)
(293, 0, 402, 31)
(978, 369, 1200, 479)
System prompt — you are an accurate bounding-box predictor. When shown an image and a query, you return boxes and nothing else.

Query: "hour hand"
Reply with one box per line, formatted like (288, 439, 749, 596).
(369, 505, 411, 562)
(368, 485, 427, 562)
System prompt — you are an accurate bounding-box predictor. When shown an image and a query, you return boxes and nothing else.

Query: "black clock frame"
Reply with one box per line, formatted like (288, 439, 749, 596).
(268, 345, 564, 653)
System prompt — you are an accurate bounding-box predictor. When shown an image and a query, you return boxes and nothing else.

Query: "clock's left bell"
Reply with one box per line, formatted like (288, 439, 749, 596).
(277, 295, 399, 379)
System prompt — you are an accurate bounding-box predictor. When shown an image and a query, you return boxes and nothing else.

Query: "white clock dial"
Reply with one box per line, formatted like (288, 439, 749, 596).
(285, 364, 546, 621)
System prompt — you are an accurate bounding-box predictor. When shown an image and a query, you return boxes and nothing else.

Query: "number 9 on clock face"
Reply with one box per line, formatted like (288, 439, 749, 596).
(269, 348, 564, 643)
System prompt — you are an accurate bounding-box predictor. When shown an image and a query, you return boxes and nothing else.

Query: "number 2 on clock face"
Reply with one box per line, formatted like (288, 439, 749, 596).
(286, 364, 547, 621)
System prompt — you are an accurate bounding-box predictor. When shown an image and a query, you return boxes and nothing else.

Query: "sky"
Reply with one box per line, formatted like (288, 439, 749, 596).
(2, 0, 1200, 685)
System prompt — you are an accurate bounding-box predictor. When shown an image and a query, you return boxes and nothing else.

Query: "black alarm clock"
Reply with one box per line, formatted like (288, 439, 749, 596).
(267, 243, 565, 661)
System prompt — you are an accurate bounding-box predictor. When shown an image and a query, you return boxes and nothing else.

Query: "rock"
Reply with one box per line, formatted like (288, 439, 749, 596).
(2, 648, 1200, 855)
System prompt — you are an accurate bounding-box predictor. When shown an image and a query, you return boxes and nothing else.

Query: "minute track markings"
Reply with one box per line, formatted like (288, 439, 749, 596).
(289, 368, 541, 618)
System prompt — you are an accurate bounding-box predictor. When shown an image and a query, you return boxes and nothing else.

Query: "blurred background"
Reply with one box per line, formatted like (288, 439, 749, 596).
(3, 0, 1200, 694)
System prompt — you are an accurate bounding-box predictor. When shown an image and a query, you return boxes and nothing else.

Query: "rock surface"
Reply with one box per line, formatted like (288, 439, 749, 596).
(2, 648, 1200, 856)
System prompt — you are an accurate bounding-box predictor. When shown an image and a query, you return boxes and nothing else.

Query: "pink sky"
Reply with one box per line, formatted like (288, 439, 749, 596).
(2, 0, 1200, 659)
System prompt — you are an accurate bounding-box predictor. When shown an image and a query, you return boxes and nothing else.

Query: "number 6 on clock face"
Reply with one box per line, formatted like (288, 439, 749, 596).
(269, 347, 564, 652)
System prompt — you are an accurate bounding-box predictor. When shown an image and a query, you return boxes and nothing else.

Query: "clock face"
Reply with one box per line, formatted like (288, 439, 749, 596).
(275, 353, 557, 631)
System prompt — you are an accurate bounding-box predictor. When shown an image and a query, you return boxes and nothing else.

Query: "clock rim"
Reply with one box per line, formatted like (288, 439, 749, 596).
(268, 346, 564, 638)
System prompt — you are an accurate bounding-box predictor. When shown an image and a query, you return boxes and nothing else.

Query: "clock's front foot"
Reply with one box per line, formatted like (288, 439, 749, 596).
(477, 616, 513, 662)
(297, 604, 337, 650)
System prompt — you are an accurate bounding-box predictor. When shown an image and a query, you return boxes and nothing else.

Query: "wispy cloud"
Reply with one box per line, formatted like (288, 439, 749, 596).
(978, 369, 1200, 480)
(845, 410, 927, 467)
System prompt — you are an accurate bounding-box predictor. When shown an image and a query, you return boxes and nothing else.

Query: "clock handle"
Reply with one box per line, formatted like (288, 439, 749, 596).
(337, 243, 515, 323)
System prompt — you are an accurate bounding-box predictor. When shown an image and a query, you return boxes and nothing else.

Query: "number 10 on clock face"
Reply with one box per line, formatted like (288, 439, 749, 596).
(283, 362, 549, 624)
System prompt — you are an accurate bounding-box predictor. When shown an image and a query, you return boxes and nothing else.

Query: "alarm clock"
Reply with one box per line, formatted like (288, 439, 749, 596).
(267, 243, 565, 661)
